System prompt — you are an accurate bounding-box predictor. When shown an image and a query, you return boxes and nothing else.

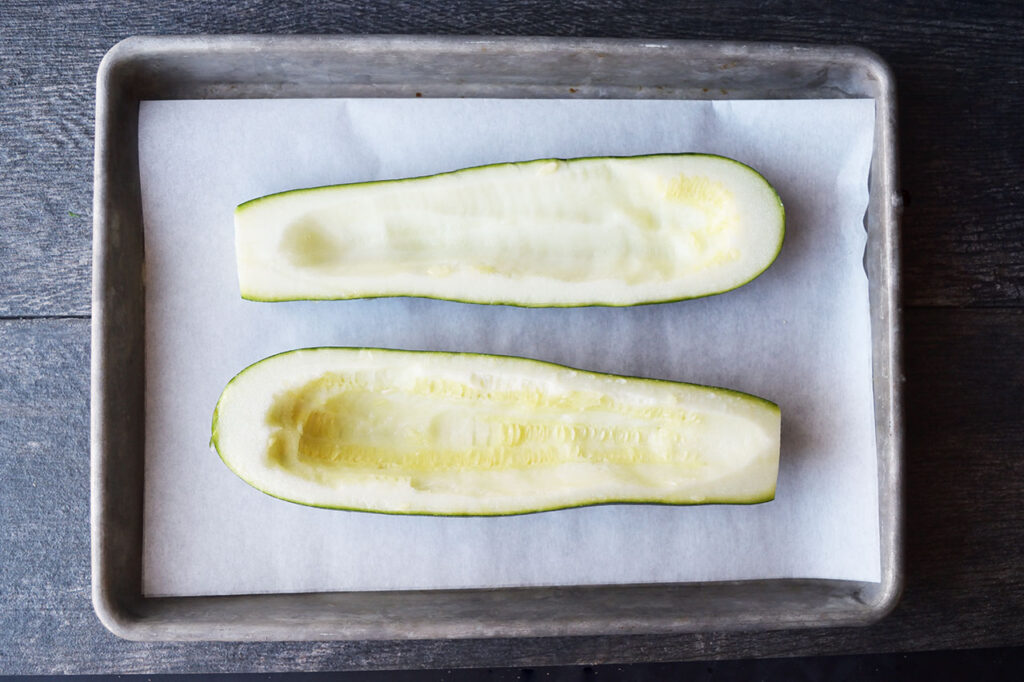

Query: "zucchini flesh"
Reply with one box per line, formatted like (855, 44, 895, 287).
(235, 154, 784, 306)
(212, 348, 781, 515)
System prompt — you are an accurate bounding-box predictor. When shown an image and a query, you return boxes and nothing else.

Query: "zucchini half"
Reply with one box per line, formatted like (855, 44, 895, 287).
(235, 154, 784, 306)
(211, 348, 781, 515)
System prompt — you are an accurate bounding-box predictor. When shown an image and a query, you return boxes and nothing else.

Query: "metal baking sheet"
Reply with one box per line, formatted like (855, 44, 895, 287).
(91, 35, 902, 642)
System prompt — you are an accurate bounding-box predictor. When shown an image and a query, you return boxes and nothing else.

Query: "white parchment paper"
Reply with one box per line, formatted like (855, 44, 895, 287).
(140, 98, 879, 596)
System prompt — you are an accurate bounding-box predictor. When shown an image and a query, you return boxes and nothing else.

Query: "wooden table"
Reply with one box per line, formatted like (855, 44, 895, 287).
(1, 1, 1021, 674)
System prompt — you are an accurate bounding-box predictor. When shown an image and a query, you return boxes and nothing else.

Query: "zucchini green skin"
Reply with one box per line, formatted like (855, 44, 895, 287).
(212, 347, 780, 516)
(235, 154, 785, 307)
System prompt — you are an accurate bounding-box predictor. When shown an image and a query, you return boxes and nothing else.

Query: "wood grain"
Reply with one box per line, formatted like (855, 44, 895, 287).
(1, 308, 1022, 673)
(1, 0, 1022, 315)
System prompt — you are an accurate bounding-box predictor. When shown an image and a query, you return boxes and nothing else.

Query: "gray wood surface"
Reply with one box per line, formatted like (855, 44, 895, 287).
(1, 0, 1022, 674)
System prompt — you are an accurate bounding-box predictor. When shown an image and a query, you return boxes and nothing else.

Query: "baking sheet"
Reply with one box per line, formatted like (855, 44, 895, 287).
(139, 97, 879, 597)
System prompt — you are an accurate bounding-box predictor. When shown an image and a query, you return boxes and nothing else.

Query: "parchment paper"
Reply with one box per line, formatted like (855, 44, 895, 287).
(139, 97, 879, 596)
